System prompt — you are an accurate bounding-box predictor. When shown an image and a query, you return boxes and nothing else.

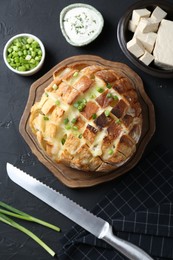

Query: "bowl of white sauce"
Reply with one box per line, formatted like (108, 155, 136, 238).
(60, 3, 104, 47)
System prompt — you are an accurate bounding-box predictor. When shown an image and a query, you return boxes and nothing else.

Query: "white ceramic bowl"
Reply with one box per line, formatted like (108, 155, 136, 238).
(3, 33, 45, 76)
(60, 3, 104, 47)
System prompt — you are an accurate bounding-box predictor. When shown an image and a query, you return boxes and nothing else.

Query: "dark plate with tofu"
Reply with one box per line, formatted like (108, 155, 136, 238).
(19, 55, 155, 188)
(117, 0, 173, 78)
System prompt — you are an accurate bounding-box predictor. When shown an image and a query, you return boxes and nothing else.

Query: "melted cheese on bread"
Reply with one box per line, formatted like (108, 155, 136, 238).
(29, 64, 142, 172)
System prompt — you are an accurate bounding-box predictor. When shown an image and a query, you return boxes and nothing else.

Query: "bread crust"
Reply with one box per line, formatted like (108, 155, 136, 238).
(29, 64, 142, 172)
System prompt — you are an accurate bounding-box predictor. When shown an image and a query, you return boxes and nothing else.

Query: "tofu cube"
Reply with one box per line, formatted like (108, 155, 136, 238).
(153, 19, 173, 69)
(128, 19, 137, 33)
(132, 8, 151, 25)
(139, 50, 154, 65)
(127, 38, 145, 58)
(134, 25, 157, 53)
(137, 18, 159, 33)
(151, 6, 167, 22)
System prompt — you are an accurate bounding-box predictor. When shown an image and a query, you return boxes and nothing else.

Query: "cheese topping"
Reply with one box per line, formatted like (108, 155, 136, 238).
(29, 64, 142, 172)
(90, 129, 107, 157)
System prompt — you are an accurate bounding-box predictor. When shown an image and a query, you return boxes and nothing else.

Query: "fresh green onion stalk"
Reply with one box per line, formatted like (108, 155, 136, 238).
(0, 201, 61, 257)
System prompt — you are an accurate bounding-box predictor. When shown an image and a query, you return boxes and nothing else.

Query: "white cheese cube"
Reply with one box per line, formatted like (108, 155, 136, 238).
(128, 19, 137, 33)
(139, 50, 154, 66)
(151, 6, 167, 22)
(132, 8, 151, 25)
(127, 38, 145, 58)
(153, 19, 173, 70)
(134, 26, 157, 53)
(137, 18, 159, 33)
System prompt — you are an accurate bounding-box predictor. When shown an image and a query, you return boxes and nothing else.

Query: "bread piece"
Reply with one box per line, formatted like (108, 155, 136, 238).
(29, 64, 142, 172)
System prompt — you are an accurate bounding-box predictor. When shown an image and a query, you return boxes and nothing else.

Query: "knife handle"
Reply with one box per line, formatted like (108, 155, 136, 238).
(102, 225, 153, 260)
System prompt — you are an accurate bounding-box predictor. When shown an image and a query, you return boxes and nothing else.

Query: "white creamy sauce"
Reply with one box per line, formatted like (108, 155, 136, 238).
(63, 7, 100, 45)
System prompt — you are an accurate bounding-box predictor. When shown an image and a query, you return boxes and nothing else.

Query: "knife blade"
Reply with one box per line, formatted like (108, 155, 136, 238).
(6, 163, 153, 260)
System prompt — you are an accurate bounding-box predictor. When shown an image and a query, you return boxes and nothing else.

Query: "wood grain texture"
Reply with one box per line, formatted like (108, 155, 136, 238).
(19, 55, 155, 188)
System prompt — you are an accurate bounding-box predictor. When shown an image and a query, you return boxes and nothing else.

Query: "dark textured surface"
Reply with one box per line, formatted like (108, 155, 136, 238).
(59, 147, 173, 259)
(0, 0, 173, 259)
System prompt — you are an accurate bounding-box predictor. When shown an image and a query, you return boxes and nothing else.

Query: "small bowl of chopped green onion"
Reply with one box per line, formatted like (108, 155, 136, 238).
(3, 33, 45, 76)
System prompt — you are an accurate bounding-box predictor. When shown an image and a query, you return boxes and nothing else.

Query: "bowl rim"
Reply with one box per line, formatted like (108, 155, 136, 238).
(59, 3, 104, 47)
(117, 0, 173, 78)
(3, 33, 45, 76)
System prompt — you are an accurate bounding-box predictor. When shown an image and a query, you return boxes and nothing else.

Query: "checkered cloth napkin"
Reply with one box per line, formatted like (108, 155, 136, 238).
(58, 146, 173, 260)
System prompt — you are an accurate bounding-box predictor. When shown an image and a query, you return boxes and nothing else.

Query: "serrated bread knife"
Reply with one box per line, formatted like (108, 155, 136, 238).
(6, 163, 153, 260)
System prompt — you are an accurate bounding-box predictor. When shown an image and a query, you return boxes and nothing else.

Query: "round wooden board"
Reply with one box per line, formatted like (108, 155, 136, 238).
(19, 55, 155, 188)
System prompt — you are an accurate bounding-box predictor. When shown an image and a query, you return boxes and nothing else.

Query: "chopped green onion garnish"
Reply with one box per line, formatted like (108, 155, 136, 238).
(73, 71, 79, 77)
(113, 95, 119, 100)
(106, 83, 112, 89)
(72, 126, 78, 131)
(78, 105, 84, 112)
(27, 37, 34, 44)
(25, 52, 31, 60)
(55, 100, 60, 106)
(61, 138, 66, 145)
(107, 93, 118, 100)
(6, 36, 42, 72)
(65, 125, 71, 130)
(45, 92, 49, 97)
(104, 110, 110, 117)
(92, 113, 97, 119)
(52, 84, 58, 90)
(73, 99, 87, 112)
(64, 118, 69, 125)
(43, 116, 49, 121)
(81, 98, 87, 104)
(90, 94, 96, 99)
(78, 134, 82, 139)
(13, 46, 18, 51)
(73, 102, 79, 108)
(71, 118, 77, 124)
(108, 149, 114, 155)
(97, 87, 104, 93)
(116, 119, 121, 124)
(107, 93, 113, 98)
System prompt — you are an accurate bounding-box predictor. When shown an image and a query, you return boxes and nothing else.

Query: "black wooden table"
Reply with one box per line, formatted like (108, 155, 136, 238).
(0, 1, 173, 259)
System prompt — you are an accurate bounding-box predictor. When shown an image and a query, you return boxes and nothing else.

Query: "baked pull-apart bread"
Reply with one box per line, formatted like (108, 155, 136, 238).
(29, 64, 142, 172)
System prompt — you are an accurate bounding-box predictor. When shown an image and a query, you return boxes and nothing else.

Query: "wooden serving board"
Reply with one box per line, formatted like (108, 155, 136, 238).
(19, 55, 155, 188)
